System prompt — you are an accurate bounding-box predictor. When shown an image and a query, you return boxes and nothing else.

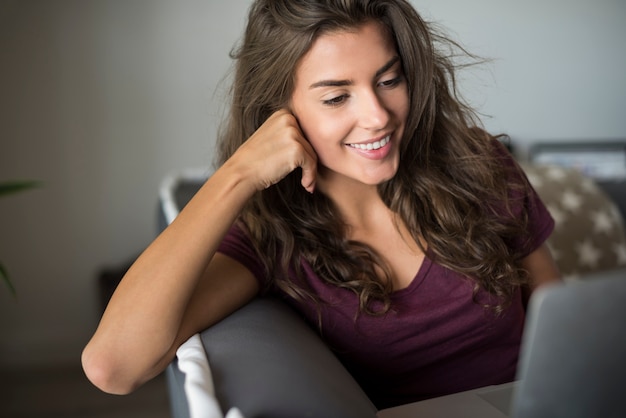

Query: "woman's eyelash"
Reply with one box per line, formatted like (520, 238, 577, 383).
(379, 76, 403, 87)
(322, 95, 349, 106)
(322, 76, 403, 106)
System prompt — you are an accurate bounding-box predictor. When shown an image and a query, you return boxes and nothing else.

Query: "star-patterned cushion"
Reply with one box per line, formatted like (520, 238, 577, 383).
(522, 164, 626, 280)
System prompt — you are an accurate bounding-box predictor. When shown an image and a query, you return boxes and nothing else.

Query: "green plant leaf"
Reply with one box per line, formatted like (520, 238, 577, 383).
(0, 263, 17, 296)
(0, 180, 41, 197)
(0, 179, 39, 296)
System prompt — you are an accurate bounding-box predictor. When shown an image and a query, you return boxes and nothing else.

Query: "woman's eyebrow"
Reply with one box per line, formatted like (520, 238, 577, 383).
(375, 55, 401, 78)
(309, 55, 401, 89)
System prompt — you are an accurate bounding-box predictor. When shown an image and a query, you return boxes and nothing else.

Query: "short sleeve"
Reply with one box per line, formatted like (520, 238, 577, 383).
(519, 179, 555, 256)
(494, 141, 555, 257)
(217, 223, 269, 287)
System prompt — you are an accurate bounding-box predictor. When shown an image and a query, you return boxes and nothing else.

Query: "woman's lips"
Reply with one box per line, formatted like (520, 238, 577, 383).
(346, 135, 390, 151)
(345, 134, 393, 160)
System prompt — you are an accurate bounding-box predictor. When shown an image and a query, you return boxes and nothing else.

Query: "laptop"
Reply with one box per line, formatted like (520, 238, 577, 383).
(377, 268, 626, 418)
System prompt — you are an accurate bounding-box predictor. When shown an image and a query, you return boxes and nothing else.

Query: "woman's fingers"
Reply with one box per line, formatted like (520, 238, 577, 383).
(298, 143, 317, 193)
(234, 109, 317, 192)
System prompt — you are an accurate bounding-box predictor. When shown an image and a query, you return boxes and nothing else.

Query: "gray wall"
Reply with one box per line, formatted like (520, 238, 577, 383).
(0, 0, 624, 368)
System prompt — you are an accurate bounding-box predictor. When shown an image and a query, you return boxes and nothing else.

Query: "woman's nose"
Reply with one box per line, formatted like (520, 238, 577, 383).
(357, 90, 390, 130)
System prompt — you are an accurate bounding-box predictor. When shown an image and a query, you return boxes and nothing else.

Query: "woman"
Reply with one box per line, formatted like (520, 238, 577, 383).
(82, 0, 560, 409)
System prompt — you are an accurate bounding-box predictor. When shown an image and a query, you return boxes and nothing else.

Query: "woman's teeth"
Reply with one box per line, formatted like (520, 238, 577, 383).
(348, 135, 390, 151)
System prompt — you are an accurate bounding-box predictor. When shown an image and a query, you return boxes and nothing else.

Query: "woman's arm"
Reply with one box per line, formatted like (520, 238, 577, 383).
(81, 167, 259, 395)
(521, 243, 561, 305)
(81, 110, 317, 394)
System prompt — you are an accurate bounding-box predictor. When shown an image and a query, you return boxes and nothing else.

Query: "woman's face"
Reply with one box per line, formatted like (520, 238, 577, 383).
(290, 21, 409, 190)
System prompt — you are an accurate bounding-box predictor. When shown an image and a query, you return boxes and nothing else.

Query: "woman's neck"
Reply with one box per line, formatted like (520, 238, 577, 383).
(316, 169, 392, 233)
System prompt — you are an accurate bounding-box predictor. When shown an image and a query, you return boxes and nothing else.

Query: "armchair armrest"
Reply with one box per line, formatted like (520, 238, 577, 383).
(167, 297, 377, 418)
(160, 171, 377, 417)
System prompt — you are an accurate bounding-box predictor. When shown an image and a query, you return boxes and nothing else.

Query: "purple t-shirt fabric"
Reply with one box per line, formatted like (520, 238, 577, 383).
(217, 153, 554, 409)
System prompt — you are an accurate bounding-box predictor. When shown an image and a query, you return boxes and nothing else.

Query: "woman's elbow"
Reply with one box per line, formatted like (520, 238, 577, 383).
(81, 344, 140, 395)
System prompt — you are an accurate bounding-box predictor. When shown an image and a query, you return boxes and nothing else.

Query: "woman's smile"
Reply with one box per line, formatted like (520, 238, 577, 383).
(346, 134, 393, 160)
(347, 134, 390, 150)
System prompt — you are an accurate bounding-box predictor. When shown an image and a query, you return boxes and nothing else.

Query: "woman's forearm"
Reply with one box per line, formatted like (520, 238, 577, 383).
(81, 161, 256, 394)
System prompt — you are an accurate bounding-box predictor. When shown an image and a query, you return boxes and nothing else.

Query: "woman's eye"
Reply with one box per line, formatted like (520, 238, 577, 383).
(379, 76, 403, 88)
(322, 94, 348, 107)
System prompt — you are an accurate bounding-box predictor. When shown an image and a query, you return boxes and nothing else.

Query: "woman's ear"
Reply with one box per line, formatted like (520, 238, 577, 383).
(285, 101, 296, 118)
(284, 104, 308, 141)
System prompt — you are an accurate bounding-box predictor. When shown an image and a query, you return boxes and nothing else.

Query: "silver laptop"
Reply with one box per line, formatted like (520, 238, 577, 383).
(377, 268, 626, 418)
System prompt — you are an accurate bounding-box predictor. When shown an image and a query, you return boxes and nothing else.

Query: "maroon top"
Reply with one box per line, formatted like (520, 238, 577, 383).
(217, 152, 554, 409)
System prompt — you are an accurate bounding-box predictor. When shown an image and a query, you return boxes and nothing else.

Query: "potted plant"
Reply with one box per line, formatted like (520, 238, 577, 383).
(1, 180, 40, 295)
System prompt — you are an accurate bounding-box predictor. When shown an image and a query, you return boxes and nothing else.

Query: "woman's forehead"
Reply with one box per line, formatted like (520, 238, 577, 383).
(295, 21, 398, 82)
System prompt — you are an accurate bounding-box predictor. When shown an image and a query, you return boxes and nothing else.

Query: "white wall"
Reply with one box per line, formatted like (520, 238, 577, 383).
(416, 0, 626, 146)
(0, 0, 624, 368)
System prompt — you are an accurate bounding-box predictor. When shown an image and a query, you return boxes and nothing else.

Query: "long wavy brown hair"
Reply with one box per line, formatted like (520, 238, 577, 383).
(217, 0, 531, 315)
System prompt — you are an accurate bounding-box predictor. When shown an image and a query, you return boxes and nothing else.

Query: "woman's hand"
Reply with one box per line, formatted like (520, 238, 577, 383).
(228, 109, 318, 193)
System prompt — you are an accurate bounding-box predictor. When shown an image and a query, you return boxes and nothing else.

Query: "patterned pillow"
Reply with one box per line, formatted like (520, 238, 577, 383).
(522, 164, 626, 280)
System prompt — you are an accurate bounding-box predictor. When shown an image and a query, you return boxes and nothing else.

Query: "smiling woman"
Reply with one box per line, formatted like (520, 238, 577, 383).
(82, 0, 560, 410)
(290, 21, 408, 189)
